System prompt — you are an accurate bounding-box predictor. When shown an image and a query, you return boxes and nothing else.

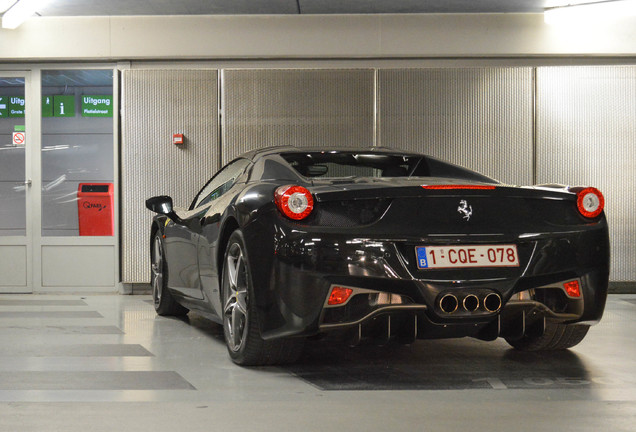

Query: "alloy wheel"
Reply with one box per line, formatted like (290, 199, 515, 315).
(223, 242, 249, 352)
(151, 234, 163, 308)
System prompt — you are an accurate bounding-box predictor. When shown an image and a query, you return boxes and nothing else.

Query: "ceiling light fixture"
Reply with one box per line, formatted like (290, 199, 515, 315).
(2, 0, 48, 29)
(0, 0, 17, 14)
(545, 0, 636, 25)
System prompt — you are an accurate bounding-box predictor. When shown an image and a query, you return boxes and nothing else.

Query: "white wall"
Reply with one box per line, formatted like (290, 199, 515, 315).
(1, 14, 636, 61)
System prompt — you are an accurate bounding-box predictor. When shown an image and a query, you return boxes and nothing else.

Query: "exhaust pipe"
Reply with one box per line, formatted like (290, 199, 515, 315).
(463, 294, 480, 312)
(439, 294, 459, 314)
(484, 293, 502, 313)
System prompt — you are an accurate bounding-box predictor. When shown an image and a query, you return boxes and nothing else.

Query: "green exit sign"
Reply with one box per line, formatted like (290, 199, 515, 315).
(81, 95, 113, 117)
(9, 96, 25, 118)
(42, 95, 53, 117)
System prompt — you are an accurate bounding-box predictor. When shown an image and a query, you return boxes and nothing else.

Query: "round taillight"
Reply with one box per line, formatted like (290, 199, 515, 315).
(274, 185, 314, 220)
(575, 187, 605, 218)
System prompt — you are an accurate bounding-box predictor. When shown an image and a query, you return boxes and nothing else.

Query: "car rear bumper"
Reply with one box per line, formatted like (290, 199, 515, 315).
(245, 218, 609, 341)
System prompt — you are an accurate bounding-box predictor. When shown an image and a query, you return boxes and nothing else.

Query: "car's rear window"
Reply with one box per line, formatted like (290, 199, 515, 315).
(281, 152, 424, 178)
(280, 151, 497, 183)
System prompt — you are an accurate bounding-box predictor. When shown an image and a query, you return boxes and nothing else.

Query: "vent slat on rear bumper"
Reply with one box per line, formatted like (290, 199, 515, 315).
(314, 199, 391, 227)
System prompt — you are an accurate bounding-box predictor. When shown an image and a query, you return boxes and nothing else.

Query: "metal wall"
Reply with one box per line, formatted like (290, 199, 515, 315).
(378, 68, 534, 186)
(537, 66, 636, 281)
(222, 69, 375, 163)
(120, 66, 635, 283)
(121, 70, 220, 283)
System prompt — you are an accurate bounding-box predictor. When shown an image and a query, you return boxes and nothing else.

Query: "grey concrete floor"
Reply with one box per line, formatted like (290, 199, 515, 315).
(0, 294, 634, 431)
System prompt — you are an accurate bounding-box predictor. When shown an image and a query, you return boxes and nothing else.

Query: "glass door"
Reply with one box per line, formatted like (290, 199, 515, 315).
(0, 72, 32, 293)
(38, 69, 116, 290)
(0, 68, 117, 293)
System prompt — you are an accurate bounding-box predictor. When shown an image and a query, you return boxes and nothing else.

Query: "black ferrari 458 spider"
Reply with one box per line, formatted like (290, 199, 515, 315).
(146, 146, 609, 365)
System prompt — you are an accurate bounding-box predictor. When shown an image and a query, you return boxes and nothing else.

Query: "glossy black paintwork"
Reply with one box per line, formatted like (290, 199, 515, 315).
(148, 146, 610, 341)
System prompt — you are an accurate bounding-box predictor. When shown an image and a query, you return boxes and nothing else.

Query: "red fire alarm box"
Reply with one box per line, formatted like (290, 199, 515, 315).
(173, 133, 184, 145)
(77, 183, 114, 236)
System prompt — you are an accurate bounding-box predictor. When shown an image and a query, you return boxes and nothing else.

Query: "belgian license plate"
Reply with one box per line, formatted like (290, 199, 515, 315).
(415, 245, 519, 269)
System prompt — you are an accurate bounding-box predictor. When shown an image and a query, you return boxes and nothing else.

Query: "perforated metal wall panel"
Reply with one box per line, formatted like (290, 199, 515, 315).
(120, 66, 634, 284)
(121, 70, 219, 283)
(378, 68, 534, 186)
(536, 66, 636, 281)
(222, 69, 375, 163)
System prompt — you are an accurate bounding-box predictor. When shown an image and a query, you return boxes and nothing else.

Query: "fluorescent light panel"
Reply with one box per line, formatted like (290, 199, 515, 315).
(0, 0, 16, 14)
(2, 0, 48, 29)
(545, 0, 636, 24)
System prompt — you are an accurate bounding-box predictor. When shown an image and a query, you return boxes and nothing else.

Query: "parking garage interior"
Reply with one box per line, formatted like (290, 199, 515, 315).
(0, 1, 635, 431)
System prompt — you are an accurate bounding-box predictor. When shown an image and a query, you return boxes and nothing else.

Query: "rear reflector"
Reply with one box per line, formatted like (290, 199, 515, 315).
(563, 280, 581, 298)
(422, 185, 497, 190)
(328, 286, 353, 305)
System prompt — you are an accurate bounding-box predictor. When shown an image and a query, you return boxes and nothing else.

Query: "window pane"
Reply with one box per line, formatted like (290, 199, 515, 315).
(41, 70, 114, 236)
(194, 159, 250, 208)
(0, 77, 26, 236)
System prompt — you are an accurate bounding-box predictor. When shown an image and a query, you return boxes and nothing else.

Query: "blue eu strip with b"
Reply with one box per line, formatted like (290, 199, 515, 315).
(417, 247, 428, 268)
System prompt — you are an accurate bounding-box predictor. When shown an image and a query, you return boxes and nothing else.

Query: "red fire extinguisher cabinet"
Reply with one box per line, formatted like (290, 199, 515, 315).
(77, 183, 114, 236)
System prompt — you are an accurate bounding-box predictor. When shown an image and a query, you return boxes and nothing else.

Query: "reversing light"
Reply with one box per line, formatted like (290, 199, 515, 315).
(328, 286, 353, 305)
(563, 280, 581, 298)
(571, 187, 605, 218)
(274, 185, 314, 220)
(376, 292, 404, 305)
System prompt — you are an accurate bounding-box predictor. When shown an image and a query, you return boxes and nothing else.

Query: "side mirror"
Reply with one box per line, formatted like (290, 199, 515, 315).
(146, 195, 174, 215)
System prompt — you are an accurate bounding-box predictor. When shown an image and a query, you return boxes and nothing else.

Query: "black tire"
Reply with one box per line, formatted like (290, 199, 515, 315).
(221, 229, 304, 366)
(506, 322, 590, 351)
(151, 231, 189, 317)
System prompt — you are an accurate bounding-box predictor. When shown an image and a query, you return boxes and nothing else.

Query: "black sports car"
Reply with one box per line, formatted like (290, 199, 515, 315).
(146, 146, 609, 365)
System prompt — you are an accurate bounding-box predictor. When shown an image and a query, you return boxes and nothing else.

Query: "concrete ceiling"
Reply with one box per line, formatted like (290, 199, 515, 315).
(30, 0, 554, 16)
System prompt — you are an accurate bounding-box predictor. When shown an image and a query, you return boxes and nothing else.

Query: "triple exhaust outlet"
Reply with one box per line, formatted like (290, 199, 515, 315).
(439, 292, 502, 314)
